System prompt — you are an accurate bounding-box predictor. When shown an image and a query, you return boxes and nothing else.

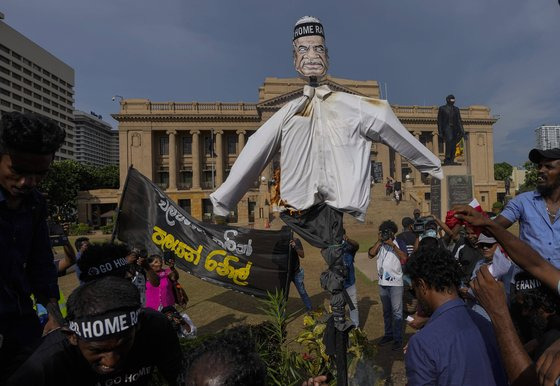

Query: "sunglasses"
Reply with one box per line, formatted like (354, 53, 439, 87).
(477, 242, 497, 249)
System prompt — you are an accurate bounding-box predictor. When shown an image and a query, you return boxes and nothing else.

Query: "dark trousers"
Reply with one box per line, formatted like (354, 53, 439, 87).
(443, 126, 459, 163)
(0, 313, 42, 383)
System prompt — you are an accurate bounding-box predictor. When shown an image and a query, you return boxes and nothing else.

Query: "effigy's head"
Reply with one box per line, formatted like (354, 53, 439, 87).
(293, 16, 328, 79)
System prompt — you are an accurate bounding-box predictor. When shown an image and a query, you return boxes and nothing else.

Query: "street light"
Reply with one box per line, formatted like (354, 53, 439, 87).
(112, 95, 124, 102)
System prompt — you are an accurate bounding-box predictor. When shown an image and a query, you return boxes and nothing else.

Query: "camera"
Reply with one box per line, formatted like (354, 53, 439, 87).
(380, 229, 394, 241)
(47, 221, 68, 247)
(412, 216, 435, 234)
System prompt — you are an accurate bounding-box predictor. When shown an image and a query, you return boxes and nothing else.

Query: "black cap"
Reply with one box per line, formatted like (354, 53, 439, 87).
(528, 148, 560, 163)
(446, 94, 455, 101)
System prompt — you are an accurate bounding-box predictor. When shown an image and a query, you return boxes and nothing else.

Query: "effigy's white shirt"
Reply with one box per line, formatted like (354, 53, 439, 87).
(210, 85, 442, 221)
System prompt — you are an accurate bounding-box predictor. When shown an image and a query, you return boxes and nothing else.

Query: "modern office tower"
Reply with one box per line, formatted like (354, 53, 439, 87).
(74, 110, 119, 167)
(535, 125, 560, 150)
(0, 13, 75, 160)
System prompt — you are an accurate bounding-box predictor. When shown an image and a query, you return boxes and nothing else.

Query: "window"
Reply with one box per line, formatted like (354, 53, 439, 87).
(0, 55, 11, 64)
(202, 170, 215, 189)
(156, 170, 169, 189)
(179, 170, 192, 189)
(178, 199, 191, 215)
(202, 199, 213, 222)
(228, 206, 238, 223)
(159, 136, 169, 155)
(226, 134, 237, 155)
(203, 134, 214, 156)
(248, 200, 256, 223)
(182, 135, 192, 155)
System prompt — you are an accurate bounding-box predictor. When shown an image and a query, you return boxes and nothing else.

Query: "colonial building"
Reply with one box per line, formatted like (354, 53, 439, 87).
(77, 76, 498, 226)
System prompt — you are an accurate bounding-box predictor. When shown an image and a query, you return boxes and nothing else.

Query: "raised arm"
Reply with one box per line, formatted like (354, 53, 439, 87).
(454, 205, 560, 292)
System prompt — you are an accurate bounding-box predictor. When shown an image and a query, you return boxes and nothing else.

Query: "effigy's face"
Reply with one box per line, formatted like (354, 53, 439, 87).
(293, 35, 328, 78)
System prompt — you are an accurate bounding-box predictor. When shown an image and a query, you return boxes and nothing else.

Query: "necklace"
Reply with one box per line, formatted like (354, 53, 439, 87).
(547, 205, 557, 220)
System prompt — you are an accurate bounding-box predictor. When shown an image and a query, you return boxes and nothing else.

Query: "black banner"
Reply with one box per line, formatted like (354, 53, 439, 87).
(114, 168, 292, 298)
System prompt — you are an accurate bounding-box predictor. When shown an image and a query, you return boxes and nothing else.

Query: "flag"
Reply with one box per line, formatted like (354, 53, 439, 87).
(113, 167, 292, 298)
(455, 138, 464, 158)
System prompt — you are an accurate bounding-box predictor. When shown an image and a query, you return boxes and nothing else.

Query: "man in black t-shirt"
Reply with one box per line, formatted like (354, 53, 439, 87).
(8, 276, 183, 386)
(397, 217, 417, 256)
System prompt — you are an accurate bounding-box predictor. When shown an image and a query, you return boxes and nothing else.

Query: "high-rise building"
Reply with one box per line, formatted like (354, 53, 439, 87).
(74, 110, 119, 167)
(536, 125, 560, 150)
(0, 13, 75, 160)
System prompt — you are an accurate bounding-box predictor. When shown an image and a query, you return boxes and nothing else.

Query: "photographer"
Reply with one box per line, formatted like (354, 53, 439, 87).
(368, 220, 408, 350)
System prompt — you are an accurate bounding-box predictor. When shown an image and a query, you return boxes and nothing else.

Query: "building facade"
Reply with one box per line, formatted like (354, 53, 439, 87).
(74, 110, 119, 166)
(0, 14, 75, 160)
(77, 76, 498, 226)
(536, 125, 560, 150)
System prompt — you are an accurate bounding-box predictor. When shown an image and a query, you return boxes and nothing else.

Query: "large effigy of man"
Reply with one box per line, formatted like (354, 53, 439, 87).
(211, 15, 442, 382)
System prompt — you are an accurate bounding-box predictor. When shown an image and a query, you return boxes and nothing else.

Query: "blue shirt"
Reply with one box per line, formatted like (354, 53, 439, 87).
(500, 191, 560, 268)
(405, 298, 507, 386)
(0, 188, 59, 317)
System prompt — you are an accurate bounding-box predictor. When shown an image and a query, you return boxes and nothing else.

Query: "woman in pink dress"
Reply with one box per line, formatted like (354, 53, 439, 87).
(144, 254, 178, 311)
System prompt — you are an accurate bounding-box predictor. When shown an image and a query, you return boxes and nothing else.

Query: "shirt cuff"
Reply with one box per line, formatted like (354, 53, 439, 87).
(210, 194, 230, 217)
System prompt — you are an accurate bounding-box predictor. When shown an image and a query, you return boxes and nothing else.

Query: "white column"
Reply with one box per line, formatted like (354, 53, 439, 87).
(190, 130, 201, 189)
(236, 129, 246, 153)
(167, 130, 177, 190)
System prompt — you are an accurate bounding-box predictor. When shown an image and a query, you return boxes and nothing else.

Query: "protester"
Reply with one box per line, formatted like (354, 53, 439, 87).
(397, 217, 416, 256)
(185, 327, 266, 386)
(161, 305, 197, 339)
(290, 238, 313, 312)
(404, 247, 507, 385)
(452, 224, 484, 284)
(74, 236, 90, 284)
(144, 254, 179, 311)
(368, 220, 408, 350)
(125, 247, 147, 306)
(77, 243, 130, 283)
(8, 276, 183, 386)
(342, 231, 360, 327)
(393, 180, 402, 205)
(0, 111, 66, 380)
(494, 148, 560, 268)
(454, 204, 560, 385)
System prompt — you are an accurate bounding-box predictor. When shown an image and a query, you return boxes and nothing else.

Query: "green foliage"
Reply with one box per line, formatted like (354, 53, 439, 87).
(68, 223, 91, 236)
(296, 309, 381, 385)
(519, 161, 537, 193)
(257, 289, 302, 386)
(40, 160, 119, 222)
(494, 162, 513, 181)
(100, 224, 114, 234)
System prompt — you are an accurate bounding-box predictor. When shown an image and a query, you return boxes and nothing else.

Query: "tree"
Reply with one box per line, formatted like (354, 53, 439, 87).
(519, 161, 537, 193)
(494, 162, 513, 181)
(40, 160, 119, 222)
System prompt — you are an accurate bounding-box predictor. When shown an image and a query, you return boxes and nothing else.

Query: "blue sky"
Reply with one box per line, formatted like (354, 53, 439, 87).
(3, 0, 559, 166)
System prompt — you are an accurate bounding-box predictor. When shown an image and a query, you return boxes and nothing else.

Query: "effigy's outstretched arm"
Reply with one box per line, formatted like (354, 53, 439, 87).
(361, 98, 443, 180)
(209, 105, 293, 216)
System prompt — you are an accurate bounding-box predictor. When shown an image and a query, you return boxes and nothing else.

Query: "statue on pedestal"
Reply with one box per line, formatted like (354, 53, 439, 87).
(437, 94, 465, 165)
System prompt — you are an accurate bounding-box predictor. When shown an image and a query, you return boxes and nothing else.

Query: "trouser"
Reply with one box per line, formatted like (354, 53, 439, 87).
(0, 313, 42, 382)
(292, 267, 313, 311)
(345, 284, 359, 327)
(443, 125, 459, 163)
(379, 285, 404, 343)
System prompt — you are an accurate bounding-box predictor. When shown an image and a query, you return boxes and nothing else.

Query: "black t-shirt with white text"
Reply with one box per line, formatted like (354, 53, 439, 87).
(8, 309, 183, 386)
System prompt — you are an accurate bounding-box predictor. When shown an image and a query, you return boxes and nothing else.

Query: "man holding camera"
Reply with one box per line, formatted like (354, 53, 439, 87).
(368, 220, 408, 350)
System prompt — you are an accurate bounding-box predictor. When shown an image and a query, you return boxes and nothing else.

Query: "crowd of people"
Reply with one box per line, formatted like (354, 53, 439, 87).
(3, 110, 560, 385)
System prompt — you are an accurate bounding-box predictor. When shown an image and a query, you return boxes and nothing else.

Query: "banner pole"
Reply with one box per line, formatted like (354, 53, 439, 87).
(111, 165, 134, 244)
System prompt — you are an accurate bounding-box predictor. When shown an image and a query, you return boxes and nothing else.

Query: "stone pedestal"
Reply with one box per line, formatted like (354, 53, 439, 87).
(432, 164, 474, 218)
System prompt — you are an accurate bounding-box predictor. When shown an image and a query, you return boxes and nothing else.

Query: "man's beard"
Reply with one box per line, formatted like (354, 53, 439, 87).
(536, 177, 560, 197)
